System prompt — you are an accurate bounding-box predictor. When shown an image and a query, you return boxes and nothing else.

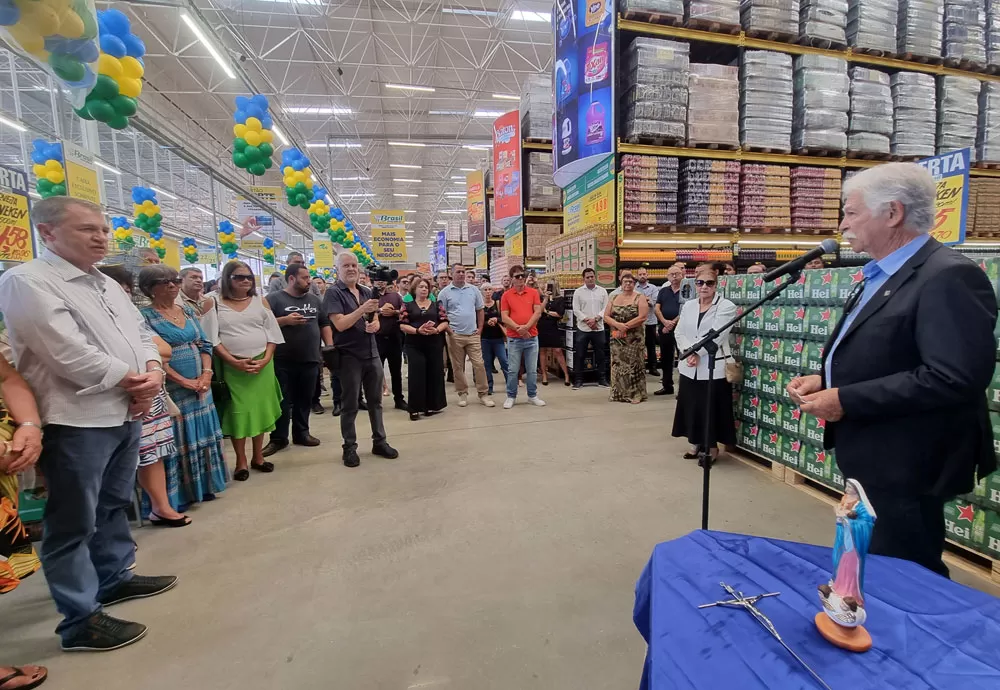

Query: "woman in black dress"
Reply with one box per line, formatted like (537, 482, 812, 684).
(537, 278, 570, 386)
(400, 277, 449, 420)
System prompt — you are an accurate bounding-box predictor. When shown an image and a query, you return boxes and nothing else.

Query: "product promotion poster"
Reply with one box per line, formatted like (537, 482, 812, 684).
(493, 111, 522, 228)
(313, 237, 335, 268)
(916, 148, 969, 246)
(370, 209, 408, 262)
(62, 141, 102, 205)
(504, 217, 524, 260)
(435, 230, 447, 269)
(552, 0, 614, 188)
(237, 186, 287, 243)
(0, 164, 33, 262)
(474, 242, 488, 270)
(467, 170, 487, 243)
(563, 154, 614, 235)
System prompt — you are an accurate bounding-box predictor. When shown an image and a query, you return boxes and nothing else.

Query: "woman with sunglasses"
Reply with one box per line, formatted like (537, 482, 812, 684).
(139, 265, 227, 509)
(209, 261, 284, 481)
(671, 263, 738, 466)
(602, 271, 649, 404)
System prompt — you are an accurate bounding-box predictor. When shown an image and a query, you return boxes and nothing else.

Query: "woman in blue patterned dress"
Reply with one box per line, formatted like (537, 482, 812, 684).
(138, 266, 227, 507)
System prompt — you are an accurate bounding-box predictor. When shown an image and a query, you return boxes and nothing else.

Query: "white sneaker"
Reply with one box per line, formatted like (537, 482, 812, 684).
(503, 397, 515, 409)
(458, 394, 468, 407)
(480, 396, 495, 407)
(528, 396, 546, 407)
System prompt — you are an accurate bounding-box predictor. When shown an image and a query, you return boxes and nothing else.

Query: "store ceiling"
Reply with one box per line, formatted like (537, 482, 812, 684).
(125, 0, 555, 258)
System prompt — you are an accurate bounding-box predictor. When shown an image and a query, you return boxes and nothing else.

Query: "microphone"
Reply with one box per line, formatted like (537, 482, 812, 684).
(762, 238, 839, 283)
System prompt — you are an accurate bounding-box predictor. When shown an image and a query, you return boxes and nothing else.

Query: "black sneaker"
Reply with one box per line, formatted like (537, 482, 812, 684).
(61, 612, 147, 652)
(597, 380, 610, 388)
(358, 400, 368, 411)
(394, 400, 409, 411)
(572, 383, 582, 390)
(343, 448, 360, 468)
(293, 435, 320, 447)
(332, 403, 342, 417)
(99, 574, 178, 607)
(653, 388, 674, 396)
(262, 440, 287, 457)
(312, 402, 325, 415)
(372, 442, 399, 459)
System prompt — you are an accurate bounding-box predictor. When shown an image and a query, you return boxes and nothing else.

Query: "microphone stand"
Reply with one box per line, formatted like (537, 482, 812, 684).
(678, 270, 803, 530)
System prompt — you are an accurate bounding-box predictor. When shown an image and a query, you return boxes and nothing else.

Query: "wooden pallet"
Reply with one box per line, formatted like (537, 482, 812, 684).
(684, 17, 740, 34)
(523, 137, 552, 144)
(943, 56, 988, 73)
(745, 27, 797, 44)
(524, 206, 561, 213)
(794, 147, 846, 158)
(742, 144, 793, 154)
(797, 34, 847, 51)
(973, 161, 1000, 170)
(893, 154, 930, 162)
(846, 150, 893, 161)
(851, 45, 892, 58)
(688, 141, 742, 151)
(622, 9, 682, 26)
(898, 51, 944, 66)
(623, 134, 687, 147)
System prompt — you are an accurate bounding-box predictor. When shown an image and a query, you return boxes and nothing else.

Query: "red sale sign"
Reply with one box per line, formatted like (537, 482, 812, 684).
(492, 110, 521, 229)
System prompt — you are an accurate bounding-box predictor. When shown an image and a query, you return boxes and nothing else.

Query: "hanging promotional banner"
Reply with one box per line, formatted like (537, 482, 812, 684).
(435, 230, 447, 269)
(474, 242, 488, 270)
(563, 154, 614, 235)
(313, 237, 335, 268)
(370, 209, 408, 262)
(552, 0, 615, 188)
(467, 170, 487, 243)
(504, 217, 524, 260)
(492, 110, 521, 229)
(62, 141, 102, 205)
(0, 164, 33, 263)
(916, 148, 969, 246)
(236, 186, 287, 243)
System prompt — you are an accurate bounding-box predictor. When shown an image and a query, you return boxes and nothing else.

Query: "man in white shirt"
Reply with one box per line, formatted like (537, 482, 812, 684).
(571, 267, 609, 389)
(0, 197, 176, 653)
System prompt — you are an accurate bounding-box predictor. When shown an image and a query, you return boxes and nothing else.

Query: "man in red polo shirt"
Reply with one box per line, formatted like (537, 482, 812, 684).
(500, 264, 546, 409)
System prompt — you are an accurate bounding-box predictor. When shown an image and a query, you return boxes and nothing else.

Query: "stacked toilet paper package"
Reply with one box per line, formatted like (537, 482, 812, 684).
(519, 74, 553, 140)
(897, 0, 943, 57)
(525, 152, 562, 209)
(978, 82, 1000, 162)
(687, 0, 741, 24)
(687, 64, 740, 146)
(741, 0, 801, 35)
(792, 54, 849, 150)
(847, 0, 898, 52)
(937, 76, 980, 160)
(988, 0, 1000, 67)
(622, 38, 689, 141)
(620, 0, 685, 19)
(847, 66, 893, 154)
(800, 0, 847, 43)
(891, 71, 937, 157)
(943, 0, 987, 64)
(740, 50, 793, 150)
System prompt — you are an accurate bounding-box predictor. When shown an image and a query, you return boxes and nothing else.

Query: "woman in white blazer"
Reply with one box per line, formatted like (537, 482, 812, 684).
(671, 263, 738, 466)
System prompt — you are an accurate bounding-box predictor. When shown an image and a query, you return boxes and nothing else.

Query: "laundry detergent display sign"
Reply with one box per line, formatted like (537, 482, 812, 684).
(0, 164, 33, 263)
(552, 0, 615, 188)
(467, 169, 487, 243)
(563, 154, 614, 234)
(917, 148, 969, 246)
(492, 110, 521, 229)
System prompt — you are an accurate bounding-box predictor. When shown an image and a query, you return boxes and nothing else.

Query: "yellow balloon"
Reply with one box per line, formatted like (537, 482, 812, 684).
(245, 117, 262, 132)
(97, 54, 123, 78)
(282, 166, 293, 176)
(32, 164, 46, 177)
(283, 176, 295, 188)
(7, 24, 44, 55)
(234, 123, 247, 138)
(292, 170, 304, 183)
(243, 130, 261, 147)
(19, 3, 60, 35)
(45, 170, 64, 184)
(118, 77, 141, 99)
(45, 160, 61, 172)
(150, 204, 160, 215)
(259, 129, 273, 144)
(345, 231, 355, 242)
(120, 56, 144, 79)
(57, 9, 85, 39)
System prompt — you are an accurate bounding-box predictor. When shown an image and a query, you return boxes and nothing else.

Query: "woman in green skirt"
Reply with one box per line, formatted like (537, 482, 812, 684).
(210, 260, 284, 481)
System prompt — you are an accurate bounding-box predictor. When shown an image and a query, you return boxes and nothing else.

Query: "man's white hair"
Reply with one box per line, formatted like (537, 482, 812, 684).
(336, 251, 357, 269)
(842, 162, 936, 234)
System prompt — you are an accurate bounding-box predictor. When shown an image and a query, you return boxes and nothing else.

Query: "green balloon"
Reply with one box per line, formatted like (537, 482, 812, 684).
(136, 213, 149, 223)
(249, 163, 266, 176)
(234, 138, 247, 151)
(151, 213, 162, 224)
(111, 95, 137, 117)
(233, 152, 248, 169)
(74, 105, 94, 121)
(77, 4, 98, 39)
(259, 143, 273, 157)
(294, 182, 307, 193)
(85, 99, 116, 123)
(36, 179, 52, 193)
(243, 145, 260, 162)
(108, 114, 130, 130)
(263, 157, 273, 169)
(52, 184, 66, 196)
(50, 54, 85, 82)
(93, 75, 120, 101)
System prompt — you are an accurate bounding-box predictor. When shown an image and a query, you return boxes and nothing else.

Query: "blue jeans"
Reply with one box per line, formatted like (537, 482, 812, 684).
(481, 337, 508, 393)
(38, 422, 141, 638)
(506, 336, 538, 400)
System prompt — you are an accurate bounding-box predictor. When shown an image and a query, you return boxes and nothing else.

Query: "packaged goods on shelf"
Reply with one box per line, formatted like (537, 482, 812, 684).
(979, 83, 1000, 163)
(891, 71, 937, 157)
(526, 223, 561, 259)
(525, 151, 561, 209)
(799, 0, 847, 44)
(446, 219, 464, 242)
(943, 0, 987, 64)
(791, 166, 841, 231)
(621, 0, 685, 19)
(938, 75, 980, 160)
(680, 159, 740, 226)
(740, 163, 790, 229)
(741, 0, 800, 35)
(847, 0, 898, 53)
(792, 54, 848, 151)
(897, 0, 943, 57)
(622, 38, 689, 141)
(847, 66, 892, 154)
(740, 50, 793, 150)
(687, 64, 739, 147)
(620, 154, 679, 225)
(687, 0, 741, 25)
(519, 73, 553, 141)
(989, 0, 1000, 66)
(970, 178, 1000, 235)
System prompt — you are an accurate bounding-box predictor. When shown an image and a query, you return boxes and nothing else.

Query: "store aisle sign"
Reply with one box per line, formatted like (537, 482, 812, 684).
(0, 164, 33, 262)
(492, 110, 521, 229)
(563, 154, 614, 234)
(313, 238, 334, 268)
(917, 148, 969, 246)
(504, 217, 524, 259)
(370, 209, 407, 262)
(236, 186, 287, 243)
(467, 170, 487, 243)
(552, 0, 615, 188)
(474, 242, 488, 270)
(62, 141, 101, 205)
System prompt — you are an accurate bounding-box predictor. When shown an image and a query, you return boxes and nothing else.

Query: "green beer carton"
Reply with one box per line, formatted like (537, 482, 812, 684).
(988, 360, 1000, 413)
(829, 452, 845, 491)
(806, 306, 841, 340)
(759, 427, 781, 460)
(780, 272, 807, 303)
(778, 434, 803, 468)
(744, 335, 763, 363)
(836, 267, 866, 303)
(975, 257, 1000, 302)
(801, 412, 827, 445)
(780, 403, 803, 437)
(745, 274, 765, 302)
(739, 420, 761, 452)
(745, 305, 764, 332)
(760, 337, 784, 367)
(800, 444, 833, 484)
(969, 470, 1000, 512)
(805, 267, 839, 303)
(782, 338, 807, 370)
(742, 362, 761, 391)
(759, 397, 782, 429)
(730, 275, 748, 303)
(804, 340, 825, 374)
(740, 393, 760, 423)
(984, 509, 1000, 559)
(759, 367, 782, 398)
(781, 304, 808, 337)
(717, 275, 734, 302)
(943, 500, 988, 548)
(762, 305, 784, 335)
(775, 369, 794, 403)
(732, 332, 746, 359)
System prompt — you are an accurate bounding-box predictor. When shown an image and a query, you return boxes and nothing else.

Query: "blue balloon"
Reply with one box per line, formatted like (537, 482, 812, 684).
(251, 94, 268, 108)
(99, 9, 131, 37)
(235, 96, 249, 109)
(76, 42, 99, 63)
(123, 34, 145, 59)
(99, 33, 127, 58)
(245, 105, 262, 120)
(263, 237, 274, 248)
(234, 110, 247, 124)
(261, 115, 273, 129)
(0, 3, 20, 26)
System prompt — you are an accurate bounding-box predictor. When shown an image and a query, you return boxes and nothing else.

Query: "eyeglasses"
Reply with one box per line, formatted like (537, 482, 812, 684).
(231, 274, 254, 282)
(512, 274, 525, 279)
(695, 279, 717, 287)
(153, 278, 182, 287)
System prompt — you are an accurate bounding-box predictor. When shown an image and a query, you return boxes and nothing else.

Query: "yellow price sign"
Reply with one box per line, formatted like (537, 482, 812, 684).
(917, 149, 969, 246)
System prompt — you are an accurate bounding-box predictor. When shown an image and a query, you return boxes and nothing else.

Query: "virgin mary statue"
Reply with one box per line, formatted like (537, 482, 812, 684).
(819, 478, 877, 627)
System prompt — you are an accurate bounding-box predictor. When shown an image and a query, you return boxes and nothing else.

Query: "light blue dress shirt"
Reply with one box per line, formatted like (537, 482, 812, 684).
(824, 233, 930, 387)
(437, 282, 484, 335)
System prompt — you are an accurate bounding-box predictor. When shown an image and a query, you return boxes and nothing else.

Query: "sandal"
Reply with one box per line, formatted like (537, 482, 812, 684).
(233, 468, 250, 481)
(149, 512, 192, 528)
(0, 665, 48, 690)
(250, 461, 275, 473)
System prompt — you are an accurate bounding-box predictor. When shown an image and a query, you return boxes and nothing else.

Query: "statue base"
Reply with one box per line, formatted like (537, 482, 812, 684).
(814, 612, 872, 652)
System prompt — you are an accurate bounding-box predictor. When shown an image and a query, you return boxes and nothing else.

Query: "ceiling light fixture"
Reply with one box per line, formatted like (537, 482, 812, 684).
(492, 93, 520, 101)
(462, 144, 491, 150)
(285, 106, 352, 115)
(180, 12, 236, 79)
(391, 163, 422, 170)
(340, 192, 376, 198)
(386, 83, 435, 93)
(393, 178, 422, 183)
(94, 160, 121, 175)
(305, 141, 361, 148)
(0, 115, 26, 132)
(435, 221, 448, 225)
(474, 110, 505, 118)
(394, 193, 419, 197)
(270, 124, 290, 146)
(151, 186, 177, 200)
(459, 167, 476, 172)
(389, 141, 427, 147)
(440, 209, 465, 214)
(403, 209, 418, 213)
(511, 10, 551, 22)
(405, 221, 416, 225)
(450, 175, 465, 179)
(428, 110, 467, 116)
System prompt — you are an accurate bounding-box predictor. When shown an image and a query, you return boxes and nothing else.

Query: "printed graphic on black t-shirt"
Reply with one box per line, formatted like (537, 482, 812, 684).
(267, 291, 330, 363)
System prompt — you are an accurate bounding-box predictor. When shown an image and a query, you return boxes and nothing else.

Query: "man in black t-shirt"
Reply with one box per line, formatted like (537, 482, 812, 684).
(376, 279, 407, 411)
(653, 266, 686, 396)
(263, 264, 330, 456)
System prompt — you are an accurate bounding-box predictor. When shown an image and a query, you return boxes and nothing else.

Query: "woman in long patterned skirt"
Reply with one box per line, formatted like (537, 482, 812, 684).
(603, 272, 649, 404)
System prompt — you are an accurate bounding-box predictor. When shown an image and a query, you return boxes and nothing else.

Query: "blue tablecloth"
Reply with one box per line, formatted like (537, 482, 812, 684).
(634, 530, 1000, 690)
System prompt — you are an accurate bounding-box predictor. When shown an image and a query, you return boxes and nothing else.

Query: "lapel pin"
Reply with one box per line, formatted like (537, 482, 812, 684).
(883, 290, 891, 297)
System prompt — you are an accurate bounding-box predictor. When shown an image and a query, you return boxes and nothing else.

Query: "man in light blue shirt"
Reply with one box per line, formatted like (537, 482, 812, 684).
(438, 264, 493, 407)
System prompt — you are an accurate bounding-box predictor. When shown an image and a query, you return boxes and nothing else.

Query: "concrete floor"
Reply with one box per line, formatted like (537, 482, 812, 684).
(2, 373, 998, 689)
